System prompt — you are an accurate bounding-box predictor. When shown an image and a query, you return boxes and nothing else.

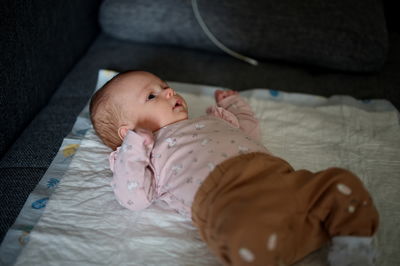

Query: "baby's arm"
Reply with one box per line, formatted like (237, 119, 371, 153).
(214, 90, 262, 141)
(109, 129, 156, 211)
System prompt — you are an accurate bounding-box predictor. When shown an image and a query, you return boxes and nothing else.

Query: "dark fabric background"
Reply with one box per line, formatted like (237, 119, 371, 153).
(0, 0, 101, 159)
(383, 0, 400, 34)
(100, 0, 388, 72)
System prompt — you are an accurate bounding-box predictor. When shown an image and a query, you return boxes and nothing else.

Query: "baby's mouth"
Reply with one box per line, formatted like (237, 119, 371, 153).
(173, 99, 183, 109)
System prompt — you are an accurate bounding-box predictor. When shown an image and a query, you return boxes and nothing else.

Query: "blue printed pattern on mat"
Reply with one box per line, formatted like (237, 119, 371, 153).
(269, 89, 280, 97)
(47, 178, 60, 189)
(31, 198, 49, 209)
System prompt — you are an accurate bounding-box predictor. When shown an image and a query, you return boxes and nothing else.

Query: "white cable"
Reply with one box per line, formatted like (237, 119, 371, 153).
(191, 0, 258, 66)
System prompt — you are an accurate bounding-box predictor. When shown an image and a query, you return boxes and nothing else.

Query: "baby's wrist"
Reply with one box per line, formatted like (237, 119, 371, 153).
(217, 93, 239, 107)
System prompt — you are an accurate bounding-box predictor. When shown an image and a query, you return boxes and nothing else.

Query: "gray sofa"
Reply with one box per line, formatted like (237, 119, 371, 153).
(1, 0, 399, 244)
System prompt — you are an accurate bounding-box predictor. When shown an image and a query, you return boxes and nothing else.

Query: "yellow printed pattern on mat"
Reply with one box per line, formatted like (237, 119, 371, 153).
(62, 144, 80, 157)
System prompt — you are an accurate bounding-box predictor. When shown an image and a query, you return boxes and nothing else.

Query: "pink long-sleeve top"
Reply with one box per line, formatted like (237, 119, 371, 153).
(109, 94, 269, 218)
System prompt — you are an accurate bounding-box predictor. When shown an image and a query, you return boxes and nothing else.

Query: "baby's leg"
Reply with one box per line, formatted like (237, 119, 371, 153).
(192, 153, 379, 265)
(205, 201, 296, 265)
(291, 167, 379, 266)
(192, 153, 316, 265)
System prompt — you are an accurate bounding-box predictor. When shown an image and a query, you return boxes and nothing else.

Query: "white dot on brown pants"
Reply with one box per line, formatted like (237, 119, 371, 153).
(337, 183, 352, 195)
(238, 248, 255, 262)
(348, 205, 356, 213)
(267, 233, 278, 251)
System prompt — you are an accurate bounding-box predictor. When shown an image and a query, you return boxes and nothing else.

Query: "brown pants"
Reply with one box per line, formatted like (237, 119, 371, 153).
(192, 152, 379, 266)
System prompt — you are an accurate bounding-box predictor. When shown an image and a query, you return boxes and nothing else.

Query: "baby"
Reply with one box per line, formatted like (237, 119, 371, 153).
(90, 70, 379, 266)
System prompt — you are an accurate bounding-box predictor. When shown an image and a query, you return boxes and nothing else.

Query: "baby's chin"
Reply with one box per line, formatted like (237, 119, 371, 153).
(173, 114, 189, 124)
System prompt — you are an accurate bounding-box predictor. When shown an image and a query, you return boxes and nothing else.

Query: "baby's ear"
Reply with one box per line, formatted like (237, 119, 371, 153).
(118, 126, 131, 140)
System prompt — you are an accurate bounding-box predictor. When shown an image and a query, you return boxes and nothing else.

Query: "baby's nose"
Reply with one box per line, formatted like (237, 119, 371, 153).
(164, 87, 176, 98)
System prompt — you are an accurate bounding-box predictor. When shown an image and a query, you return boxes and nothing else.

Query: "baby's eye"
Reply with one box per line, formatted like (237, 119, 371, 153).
(147, 93, 156, 101)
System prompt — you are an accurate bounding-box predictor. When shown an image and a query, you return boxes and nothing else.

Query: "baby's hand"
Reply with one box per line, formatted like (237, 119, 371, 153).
(134, 128, 154, 147)
(215, 90, 238, 103)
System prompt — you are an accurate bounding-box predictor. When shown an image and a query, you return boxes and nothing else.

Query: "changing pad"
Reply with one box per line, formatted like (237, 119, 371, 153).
(1, 70, 399, 266)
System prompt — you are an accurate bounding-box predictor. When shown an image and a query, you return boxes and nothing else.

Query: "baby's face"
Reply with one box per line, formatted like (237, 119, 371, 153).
(110, 71, 188, 132)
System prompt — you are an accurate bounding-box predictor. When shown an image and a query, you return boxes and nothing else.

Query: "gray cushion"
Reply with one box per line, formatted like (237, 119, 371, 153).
(99, 0, 388, 72)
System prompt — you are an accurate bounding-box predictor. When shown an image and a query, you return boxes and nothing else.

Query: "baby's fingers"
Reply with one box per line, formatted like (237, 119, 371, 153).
(215, 90, 237, 103)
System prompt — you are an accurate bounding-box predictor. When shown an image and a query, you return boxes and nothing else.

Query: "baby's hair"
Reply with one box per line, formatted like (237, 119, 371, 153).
(89, 73, 127, 150)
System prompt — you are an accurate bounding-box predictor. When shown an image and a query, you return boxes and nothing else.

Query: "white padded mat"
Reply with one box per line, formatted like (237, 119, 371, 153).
(4, 70, 400, 266)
